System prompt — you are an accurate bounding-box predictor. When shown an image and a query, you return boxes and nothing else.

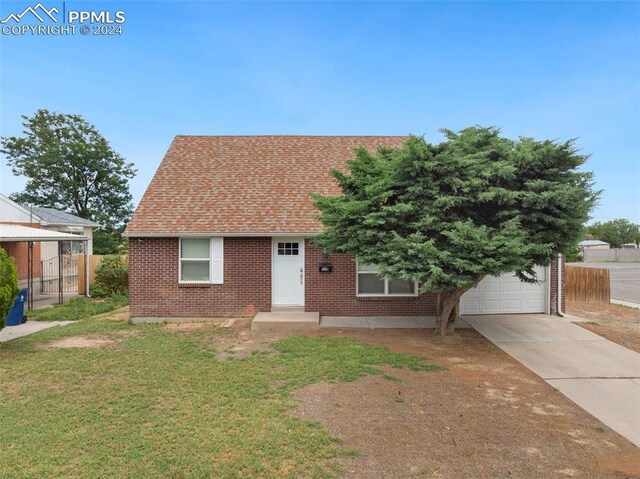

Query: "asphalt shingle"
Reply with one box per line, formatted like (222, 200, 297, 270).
(125, 136, 407, 235)
(28, 206, 100, 227)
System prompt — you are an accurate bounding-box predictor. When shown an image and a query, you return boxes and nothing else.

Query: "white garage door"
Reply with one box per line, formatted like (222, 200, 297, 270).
(460, 266, 547, 315)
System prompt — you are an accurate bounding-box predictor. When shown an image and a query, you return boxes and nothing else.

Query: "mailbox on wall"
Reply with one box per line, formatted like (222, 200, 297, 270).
(319, 263, 332, 273)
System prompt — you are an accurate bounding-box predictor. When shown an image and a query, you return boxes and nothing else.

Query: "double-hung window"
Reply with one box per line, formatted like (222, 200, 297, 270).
(179, 238, 223, 284)
(357, 262, 417, 296)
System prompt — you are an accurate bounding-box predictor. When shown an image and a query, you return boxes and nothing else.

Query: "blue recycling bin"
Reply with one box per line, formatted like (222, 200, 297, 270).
(6, 288, 28, 327)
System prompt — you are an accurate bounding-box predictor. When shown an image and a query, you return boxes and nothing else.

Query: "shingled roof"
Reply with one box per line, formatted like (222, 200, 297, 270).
(125, 135, 407, 236)
(29, 206, 100, 228)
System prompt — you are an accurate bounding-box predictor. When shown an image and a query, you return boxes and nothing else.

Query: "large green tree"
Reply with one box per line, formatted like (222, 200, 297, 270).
(1, 110, 136, 253)
(586, 218, 640, 248)
(313, 127, 598, 335)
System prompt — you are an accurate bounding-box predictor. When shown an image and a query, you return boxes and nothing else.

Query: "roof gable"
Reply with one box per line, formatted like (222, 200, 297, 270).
(0, 193, 42, 224)
(126, 135, 406, 235)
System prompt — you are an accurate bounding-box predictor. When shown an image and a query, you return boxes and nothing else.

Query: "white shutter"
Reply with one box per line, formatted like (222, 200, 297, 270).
(211, 238, 224, 284)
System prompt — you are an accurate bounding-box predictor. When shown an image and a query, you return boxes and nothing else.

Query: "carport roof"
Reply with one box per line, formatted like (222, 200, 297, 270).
(0, 224, 88, 242)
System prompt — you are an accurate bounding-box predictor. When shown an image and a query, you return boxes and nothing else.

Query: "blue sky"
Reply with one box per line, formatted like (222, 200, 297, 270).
(1, 1, 639, 223)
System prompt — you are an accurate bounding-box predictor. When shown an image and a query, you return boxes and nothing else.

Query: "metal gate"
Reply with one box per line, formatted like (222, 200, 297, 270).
(41, 255, 78, 293)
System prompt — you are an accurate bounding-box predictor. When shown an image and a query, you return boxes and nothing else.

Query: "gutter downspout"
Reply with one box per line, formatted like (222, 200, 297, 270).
(546, 264, 552, 315)
(557, 253, 564, 317)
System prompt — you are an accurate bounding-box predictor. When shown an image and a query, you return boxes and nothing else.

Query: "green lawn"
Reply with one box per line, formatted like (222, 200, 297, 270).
(27, 294, 128, 321)
(0, 317, 441, 479)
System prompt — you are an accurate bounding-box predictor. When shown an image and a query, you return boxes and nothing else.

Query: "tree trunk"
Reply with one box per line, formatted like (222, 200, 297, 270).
(434, 288, 470, 336)
(433, 276, 486, 336)
(446, 302, 459, 335)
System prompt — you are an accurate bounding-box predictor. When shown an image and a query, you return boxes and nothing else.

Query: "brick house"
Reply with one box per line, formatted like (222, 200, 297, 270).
(125, 136, 565, 320)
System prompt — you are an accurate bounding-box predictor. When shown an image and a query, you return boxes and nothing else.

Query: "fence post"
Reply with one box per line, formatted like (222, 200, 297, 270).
(78, 254, 86, 295)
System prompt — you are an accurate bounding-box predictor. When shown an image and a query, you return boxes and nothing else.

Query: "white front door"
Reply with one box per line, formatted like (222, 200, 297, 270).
(272, 237, 305, 306)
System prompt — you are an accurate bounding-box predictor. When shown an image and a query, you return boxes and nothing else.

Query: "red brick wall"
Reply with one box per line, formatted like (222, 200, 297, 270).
(129, 236, 439, 318)
(305, 242, 438, 316)
(129, 236, 566, 318)
(0, 222, 42, 282)
(129, 237, 272, 318)
(549, 254, 566, 315)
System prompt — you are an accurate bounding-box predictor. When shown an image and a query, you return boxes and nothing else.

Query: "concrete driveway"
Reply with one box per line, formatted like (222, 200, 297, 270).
(463, 314, 640, 447)
(570, 262, 640, 304)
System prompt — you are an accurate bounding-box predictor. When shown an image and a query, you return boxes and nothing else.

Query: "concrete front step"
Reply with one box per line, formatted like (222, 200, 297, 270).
(270, 306, 305, 313)
(251, 311, 320, 332)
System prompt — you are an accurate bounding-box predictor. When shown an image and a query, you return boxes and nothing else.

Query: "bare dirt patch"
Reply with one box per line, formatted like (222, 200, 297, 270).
(216, 327, 282, 360)
(94, 306, 130, 321)
(165, 320, 280, 360)
(568, 300, 640, 353)
(290, 328, 640, 479)
(42, 336, 115, 349)
(164, 321, 223, 331)
(38, 330, 138, 350)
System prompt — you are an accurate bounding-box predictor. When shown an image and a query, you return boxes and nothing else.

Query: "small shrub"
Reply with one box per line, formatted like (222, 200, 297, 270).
(0, 247, 19, 330)
(117, 241, 129, 255)
(91, 255, 128, 298)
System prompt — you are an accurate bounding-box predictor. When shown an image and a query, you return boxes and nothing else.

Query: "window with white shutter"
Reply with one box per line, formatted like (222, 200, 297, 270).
(179, 238, 224, 284)
(211, 238, 224, 284)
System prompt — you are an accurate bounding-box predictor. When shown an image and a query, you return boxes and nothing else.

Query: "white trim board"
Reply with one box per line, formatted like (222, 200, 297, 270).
(125, 232, 320, 238)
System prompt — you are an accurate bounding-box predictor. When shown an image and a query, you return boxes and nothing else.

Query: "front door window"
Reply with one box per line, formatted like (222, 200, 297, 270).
(277, 242, 299, 256)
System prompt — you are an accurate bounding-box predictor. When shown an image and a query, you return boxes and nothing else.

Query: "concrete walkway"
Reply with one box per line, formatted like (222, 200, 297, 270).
(463, 314, 640, 447)
(0, 321, 74, 343)
(32, 292, 79, 309)
(321, 316, 471, 329)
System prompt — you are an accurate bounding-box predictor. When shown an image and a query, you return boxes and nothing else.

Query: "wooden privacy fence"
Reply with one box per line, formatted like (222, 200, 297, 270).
(565, 266, 610, 304)
(77, 255, 105, 295)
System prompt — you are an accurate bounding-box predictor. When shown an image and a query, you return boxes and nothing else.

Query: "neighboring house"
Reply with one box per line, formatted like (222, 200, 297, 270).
(578, 239, 610, 261)
(0, 193, 96, 289)
(125, 136, 565, 320)
(581, 240, 640, 262)
(27, 207, 100, 260)
(578, 239, 610, 251)
(0, 193, 43, 285)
